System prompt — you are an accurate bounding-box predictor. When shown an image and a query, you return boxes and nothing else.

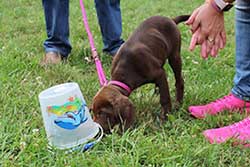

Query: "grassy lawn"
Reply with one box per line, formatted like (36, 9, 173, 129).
(1, 0, 250, 166)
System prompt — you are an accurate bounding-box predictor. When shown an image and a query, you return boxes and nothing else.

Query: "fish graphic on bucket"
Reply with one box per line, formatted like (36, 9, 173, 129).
(39, 82, 103, 150)
(47, 96, 88, 130)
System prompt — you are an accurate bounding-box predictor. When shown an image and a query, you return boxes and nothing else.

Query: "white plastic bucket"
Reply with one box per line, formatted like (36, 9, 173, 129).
(38, 82, 100, 149)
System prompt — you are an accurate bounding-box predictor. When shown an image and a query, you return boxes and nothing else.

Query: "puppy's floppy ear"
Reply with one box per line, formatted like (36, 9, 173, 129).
(115, 96, 135, 132)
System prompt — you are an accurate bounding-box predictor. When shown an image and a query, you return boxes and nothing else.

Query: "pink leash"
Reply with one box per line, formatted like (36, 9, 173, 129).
(79, 0, 107, 86)
(79, 0, 132, 95)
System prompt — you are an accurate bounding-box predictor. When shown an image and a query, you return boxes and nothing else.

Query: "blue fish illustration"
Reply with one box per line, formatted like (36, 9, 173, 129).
(54, 104, 88, 130)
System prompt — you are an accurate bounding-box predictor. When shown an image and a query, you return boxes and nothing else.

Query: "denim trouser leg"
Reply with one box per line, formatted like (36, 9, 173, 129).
(94, 0, 124, 55)
(42, 0, 72, 57)
(231, 0, 250, 101)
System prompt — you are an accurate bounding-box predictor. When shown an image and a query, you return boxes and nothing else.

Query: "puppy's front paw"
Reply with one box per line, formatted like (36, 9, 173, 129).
(173, 101, 182, 110)
(159, 112, 167, 122)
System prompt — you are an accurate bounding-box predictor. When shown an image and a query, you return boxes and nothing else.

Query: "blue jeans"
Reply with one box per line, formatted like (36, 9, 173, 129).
(94, 0, 124, 55)
(42, 0, 124, 57)
(232, 0, 250, 101)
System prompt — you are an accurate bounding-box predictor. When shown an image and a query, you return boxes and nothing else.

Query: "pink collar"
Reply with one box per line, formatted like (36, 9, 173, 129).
(109, 80, 132, 96)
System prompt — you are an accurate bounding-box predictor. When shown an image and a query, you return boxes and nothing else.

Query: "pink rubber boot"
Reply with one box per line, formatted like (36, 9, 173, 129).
(188, 94, 250, 119)
(203, 117, 250, 145)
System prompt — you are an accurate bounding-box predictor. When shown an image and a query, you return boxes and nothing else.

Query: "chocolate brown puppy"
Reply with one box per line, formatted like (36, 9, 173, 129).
(92, 15, 189, 133)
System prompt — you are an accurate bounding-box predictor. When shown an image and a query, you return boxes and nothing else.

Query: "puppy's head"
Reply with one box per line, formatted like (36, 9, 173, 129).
(92, 85, 135, 133)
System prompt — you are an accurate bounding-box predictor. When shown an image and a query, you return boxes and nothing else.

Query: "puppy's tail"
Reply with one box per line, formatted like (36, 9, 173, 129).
(173, 15, 190, 24)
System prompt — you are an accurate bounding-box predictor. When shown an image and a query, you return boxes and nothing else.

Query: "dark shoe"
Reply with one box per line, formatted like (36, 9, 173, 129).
(40, 52, 62, 66)
(103, 46, 122, 57)
(103, 51, 117, 57)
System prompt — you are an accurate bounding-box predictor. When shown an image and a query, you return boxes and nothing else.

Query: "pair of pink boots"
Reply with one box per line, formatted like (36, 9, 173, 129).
(189, 93, 250, 146)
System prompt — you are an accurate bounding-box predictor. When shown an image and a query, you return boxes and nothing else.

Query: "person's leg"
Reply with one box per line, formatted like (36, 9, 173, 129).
(42, 0, 71, 58)
(202, 1, 250, 146)
(231, 0, 250, 101)
(94, 0, 124, 56)
(188, 0, 250, 119)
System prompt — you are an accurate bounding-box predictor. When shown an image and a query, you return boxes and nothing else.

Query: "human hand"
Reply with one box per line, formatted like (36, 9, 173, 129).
(191, 28, 226, 59)
(186, 2, 226, 58)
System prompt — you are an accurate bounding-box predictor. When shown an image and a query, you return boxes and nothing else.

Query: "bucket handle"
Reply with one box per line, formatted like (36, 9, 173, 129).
(66, 123, 104, 153)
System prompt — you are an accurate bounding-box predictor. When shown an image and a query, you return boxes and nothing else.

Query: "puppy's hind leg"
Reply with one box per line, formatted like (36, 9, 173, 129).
(169, 52, 184, 107)
(155, 70, 172, 121)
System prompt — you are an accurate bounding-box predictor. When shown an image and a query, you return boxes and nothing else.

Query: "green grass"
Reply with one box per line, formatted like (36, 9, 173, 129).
(1, 0, 250, 166)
